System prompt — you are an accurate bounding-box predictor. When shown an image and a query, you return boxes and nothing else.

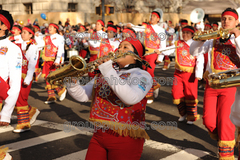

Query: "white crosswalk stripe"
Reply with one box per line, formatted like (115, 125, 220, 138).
(1, 120, 215, 160)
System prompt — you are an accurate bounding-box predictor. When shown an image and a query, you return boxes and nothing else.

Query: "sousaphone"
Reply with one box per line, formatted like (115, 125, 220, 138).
(190, 8, 205, 23)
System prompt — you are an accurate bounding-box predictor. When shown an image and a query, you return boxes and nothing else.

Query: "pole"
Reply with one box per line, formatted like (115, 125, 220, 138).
(102, 0, 105, 22)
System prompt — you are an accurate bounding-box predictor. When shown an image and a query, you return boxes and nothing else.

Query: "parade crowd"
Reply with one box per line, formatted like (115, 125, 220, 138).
(1, 7, 240, 160)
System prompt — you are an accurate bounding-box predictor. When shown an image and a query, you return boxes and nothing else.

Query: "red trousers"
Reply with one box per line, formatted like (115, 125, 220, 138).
(142, 54, 158, 77)
(172, 70, 198, 105)
(42, 61, 56, 81)
(16, 79, 32, 107)
(85, 129, 144, 160)
(203, 83, 236, 141)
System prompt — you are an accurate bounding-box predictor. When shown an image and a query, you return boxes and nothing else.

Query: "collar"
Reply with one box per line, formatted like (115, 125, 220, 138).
(184, 39, 193, 46)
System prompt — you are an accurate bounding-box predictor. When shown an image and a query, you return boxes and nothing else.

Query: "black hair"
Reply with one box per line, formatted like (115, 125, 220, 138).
(0, 10, 14, 37)
(13, 25, 22, 31)
(152, 11, 161, 19)
(119, 42, 147, 70)
(24, 25, 35, 51)
(212, 22, 218, 26)
(182, 25, 195, 35)
(108, 20, 114, 25)
(181, 19, 188, 24)
(222, 8, 239, 18)
(123, 27, 137, 38)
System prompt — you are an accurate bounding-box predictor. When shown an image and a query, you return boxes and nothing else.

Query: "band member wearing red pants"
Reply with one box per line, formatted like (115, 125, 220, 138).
(0, 10, 22, 127)
(42, 23, 66, 104)
(14, 26, 40, 133)
(67, 39, 152, 160)
(164, 26, 204, 125)
(190, 8, 240, 159)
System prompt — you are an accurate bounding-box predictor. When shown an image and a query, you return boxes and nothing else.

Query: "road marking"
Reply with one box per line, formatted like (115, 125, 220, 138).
(144, 139, 181, 152)
(0, 120, 49, 134)
(7, 127, 93, 152)
(53, 149, 88, 160)
(160, 148, 209, 160)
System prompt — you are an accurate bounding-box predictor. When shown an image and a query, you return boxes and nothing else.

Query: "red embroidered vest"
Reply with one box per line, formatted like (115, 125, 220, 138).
(89, 32, 100, 55)
(0, 47, 9, 100)
(175, 40, 196, 73)
(211, 39, 240, 73)
(98, 39, 113, 58)
(144, 25, 161, 54)
(89, 74, 149, 139)
(42, 36, 58, 61)
(15, 43, 29, 79)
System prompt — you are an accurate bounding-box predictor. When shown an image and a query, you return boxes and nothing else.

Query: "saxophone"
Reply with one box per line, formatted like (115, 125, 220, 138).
(46, 51, 150, 86)
(193, 28, 234, 41)
(207, 69, 240, 89)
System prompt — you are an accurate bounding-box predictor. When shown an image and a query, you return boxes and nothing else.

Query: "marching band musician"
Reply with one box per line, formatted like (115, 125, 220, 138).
(133, 10, 166, 104)
(162, 20, 175, 71)
(190, 8, 240, 159)
(42, 23, 67, 104)
(82, 19, 107, 77)
(33, 24, 44, 82)
(204, 23, 212, 30)
(9, 24, 23, 44)
(0, 10, 22, 127)
(78, 25, 91, 62)
(14, 26, 40, 133)
(175, 19, 188, 42)
(98, 25, 120, 57)
(161, 26, 204, 124)
(67, 39, 152, 160)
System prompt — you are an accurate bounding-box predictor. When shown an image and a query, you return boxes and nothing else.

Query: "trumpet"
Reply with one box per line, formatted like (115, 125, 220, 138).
(144, 44, 183, 56)
(46, 51, 150, 86)
(193, 27, 239, 41)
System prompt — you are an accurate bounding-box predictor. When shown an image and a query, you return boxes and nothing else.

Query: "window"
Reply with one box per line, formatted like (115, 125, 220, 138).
(126, 5, 134, 13)
(68, 3, 77, 12)
(24, 3, 32, 14)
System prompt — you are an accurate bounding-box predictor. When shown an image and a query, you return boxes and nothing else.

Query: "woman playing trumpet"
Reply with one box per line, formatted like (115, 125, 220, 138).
(67, 39, 152, 160)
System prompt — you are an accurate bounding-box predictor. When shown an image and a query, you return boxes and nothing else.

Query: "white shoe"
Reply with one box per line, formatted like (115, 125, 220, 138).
(59, 89, 67, 101)
(3, 153, 12, 160)
(187, 121, 194, 125)
(162, 68, 167, 70)
(13, 128, 31, 133)
(178, 114, 187, 121)
(30, 109, 40, 125)
(147, 99, 154, 104)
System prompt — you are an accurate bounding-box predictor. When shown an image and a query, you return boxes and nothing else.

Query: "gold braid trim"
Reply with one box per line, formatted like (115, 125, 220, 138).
(0, 146, 8, 160)
(89, 118, 150, 140)
(185, 99, 199, 105)
(0, 103, 2, 112)
(173, 98, 185, 105)
(15, 105, 29, 112)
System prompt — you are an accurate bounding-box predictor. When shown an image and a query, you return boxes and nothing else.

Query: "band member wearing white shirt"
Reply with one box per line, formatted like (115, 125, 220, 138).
(190, 8, 240, 159)
(0, 10, 22, 128)
(9, 25, 23, 44)
(67, 39, 152, 160)
(14, 26, 40, 133)
(42, 23, 66, 104)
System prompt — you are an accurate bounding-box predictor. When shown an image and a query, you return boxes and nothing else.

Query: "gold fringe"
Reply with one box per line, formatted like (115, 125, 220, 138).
(173, 98, 185, 105)
(89, 118, 150, 140)
(187, 114, 200, 121)
(185, 99, 199, 105)
(218, 140, 235, 148)
(57, 87, 66, 96)
(45, 84, 59, 90)
(175, 63, 195, 73)
(29, 106, 37, 119)
(42, 53, 55, 62)
(35, 68, 41, 72)
(203, 70, 210, 80)
(0, 145, 8, 160)
(15, 105, 29, 112)
(219, 156, 235, 160)
(22, 73, 27, 80)
(88, 46, 99, 55)
(41, 73, 46, 78)
(208, 131, 218, 141)
(145, 47, 155, 54)
(0, 103, 2, 112)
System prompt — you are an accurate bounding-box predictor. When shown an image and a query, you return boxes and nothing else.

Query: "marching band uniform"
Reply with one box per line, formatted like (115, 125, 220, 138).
(190, 10, 240, 159)
(14, 27, 39, 133)
(162, 23, 175, 70)
(9, 25, 23, 44)
(42, 23, 66, 104)
(67, 39, 152, 160)
(135, 11, 166, 103)
(0, 10, 22, 126)
(98, 25, 119, 58)
(162, 26, 204, 124)
(33, 25, 44, 82)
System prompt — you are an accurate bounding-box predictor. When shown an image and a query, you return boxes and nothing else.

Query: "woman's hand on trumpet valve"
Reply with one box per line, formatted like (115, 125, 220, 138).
(229, 28, 240, 38)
